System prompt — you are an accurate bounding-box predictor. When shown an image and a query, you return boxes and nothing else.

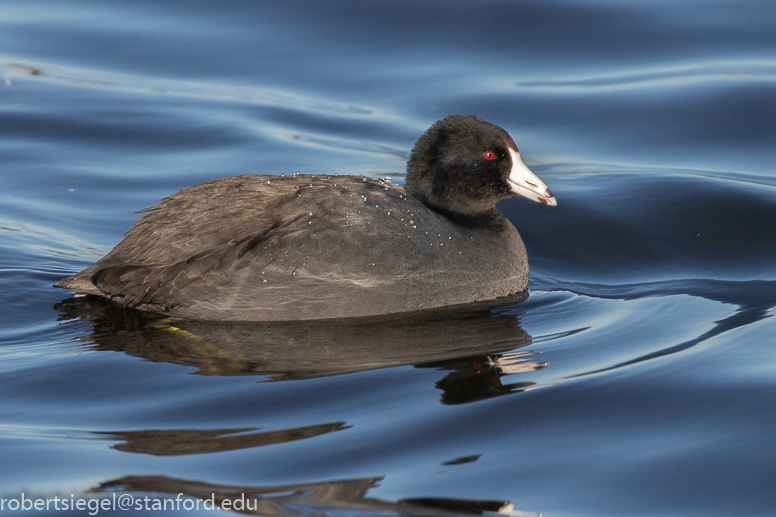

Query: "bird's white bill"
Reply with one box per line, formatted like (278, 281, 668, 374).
(507, 149, 557, 206)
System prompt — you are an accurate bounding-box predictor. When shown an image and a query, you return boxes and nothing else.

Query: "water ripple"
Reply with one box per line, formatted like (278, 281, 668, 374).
(532, 277, 776, 377)
(291, 133, 409, 160)
(510, 60, 776, 92)
(0, 57, 386, 119)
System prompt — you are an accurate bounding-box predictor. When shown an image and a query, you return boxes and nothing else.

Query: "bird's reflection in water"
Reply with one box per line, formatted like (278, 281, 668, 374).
(92, 474, 540, 517)
(420, 350, 548, 405)
(59, 295, 546, 516)
(55, 293, 547, 403)
(94, 423, 350, 456)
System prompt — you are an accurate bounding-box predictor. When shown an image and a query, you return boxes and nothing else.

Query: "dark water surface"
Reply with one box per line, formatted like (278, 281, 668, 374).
(2, 1, 776, 516)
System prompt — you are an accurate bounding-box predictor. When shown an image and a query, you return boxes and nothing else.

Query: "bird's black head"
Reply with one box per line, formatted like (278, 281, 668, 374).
(405, 114, 555, 219)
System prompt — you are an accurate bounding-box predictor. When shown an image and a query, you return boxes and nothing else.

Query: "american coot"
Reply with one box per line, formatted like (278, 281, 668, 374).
(55, 115, 556, 321)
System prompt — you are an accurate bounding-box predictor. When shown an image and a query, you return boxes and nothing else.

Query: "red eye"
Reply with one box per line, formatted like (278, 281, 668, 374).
(483, 151, 495, 160)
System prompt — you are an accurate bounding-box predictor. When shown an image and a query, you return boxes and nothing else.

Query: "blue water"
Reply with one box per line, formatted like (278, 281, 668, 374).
(2, 1, 776, 515)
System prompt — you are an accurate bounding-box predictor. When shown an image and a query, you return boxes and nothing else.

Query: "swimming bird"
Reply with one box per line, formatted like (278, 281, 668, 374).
(55, 115, 556, 321)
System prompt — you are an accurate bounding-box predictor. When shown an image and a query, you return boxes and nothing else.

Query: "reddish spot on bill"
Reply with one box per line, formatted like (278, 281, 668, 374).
(505, 133, 519, 152)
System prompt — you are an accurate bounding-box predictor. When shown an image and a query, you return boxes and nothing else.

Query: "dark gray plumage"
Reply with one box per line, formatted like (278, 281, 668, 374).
(55, 115, 556, 321)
